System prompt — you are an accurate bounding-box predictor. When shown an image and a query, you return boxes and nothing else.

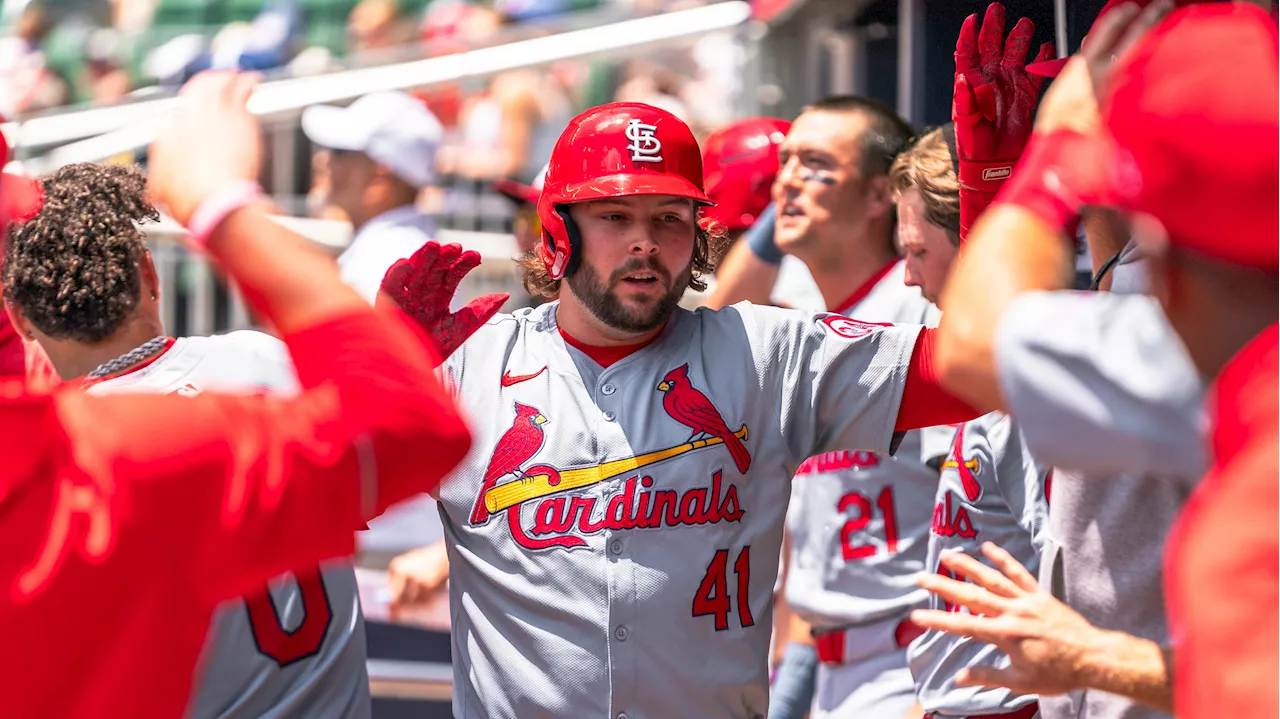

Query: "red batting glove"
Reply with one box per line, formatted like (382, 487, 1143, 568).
(953, 3, 1055, 240)
(378, 242, 509, 363)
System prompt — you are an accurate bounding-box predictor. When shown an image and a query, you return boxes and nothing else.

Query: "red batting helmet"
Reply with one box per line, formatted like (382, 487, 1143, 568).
(700, 117, 790, 232)
(537, 102, 712, 279)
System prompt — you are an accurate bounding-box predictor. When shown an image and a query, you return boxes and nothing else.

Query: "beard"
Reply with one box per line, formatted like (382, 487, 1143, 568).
(566, 256, 692, 333)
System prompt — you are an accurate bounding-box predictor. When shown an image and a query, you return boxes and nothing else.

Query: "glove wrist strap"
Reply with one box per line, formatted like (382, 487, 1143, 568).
(958, 158, 1016, 195)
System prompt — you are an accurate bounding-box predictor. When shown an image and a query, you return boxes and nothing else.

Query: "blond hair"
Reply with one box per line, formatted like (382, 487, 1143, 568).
(890, 127, 961, 245)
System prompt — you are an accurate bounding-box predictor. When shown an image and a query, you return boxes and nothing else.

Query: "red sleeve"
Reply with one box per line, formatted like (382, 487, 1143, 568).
(55, 307, 470, 604)
(895, 327, 983, 432)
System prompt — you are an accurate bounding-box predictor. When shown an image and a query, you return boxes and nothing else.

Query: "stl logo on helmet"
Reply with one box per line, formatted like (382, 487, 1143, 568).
(625, 119, 663, 163)
(469, 365, 752, 552)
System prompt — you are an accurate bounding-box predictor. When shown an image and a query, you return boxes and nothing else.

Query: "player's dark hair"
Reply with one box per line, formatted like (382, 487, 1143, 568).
(3, 162, 158, 342)
(519, 216, 729, 300)
(800, 95, 915, 179)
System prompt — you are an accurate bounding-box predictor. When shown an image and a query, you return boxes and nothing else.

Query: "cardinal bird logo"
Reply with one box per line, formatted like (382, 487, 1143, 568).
(470, 402, 549, 526)
(656, 364, 751, 474)
(940, 423, 982, 502)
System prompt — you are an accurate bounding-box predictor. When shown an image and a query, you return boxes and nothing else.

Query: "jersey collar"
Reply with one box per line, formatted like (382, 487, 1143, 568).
(830, 259, 900, 316)
(558, 326, 662, 368)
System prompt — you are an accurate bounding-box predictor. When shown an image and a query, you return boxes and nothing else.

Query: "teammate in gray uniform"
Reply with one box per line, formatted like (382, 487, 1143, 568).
(399, 101, 984, 719)
(3, 162, 371, 719)
(893, 125, 1051, 719)
(709, 96, 946, 719)
(913, 4, 1229, 713)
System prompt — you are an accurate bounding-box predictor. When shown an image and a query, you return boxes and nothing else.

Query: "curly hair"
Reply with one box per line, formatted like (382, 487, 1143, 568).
(890, 127, 961, 244)
(519, 218, 730, 300)
(3, 163, 159, 342)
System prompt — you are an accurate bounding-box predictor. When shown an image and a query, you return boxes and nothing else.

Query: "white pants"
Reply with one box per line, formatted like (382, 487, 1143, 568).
(811, 616, 918, 719)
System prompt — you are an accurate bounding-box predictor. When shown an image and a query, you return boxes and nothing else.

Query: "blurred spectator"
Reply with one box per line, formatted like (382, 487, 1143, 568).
(301, 90, 443, 301)
(348, 0, 410, 54)
(83, 28, 132, 102)
(0, 3, 68, 115)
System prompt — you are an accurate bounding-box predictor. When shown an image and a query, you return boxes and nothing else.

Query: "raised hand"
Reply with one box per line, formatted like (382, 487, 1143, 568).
(378, 242, 509, 361)
(953, 3, 1055, 238)
(148, 72, 264, 227)
(911, 542, 1111, 697)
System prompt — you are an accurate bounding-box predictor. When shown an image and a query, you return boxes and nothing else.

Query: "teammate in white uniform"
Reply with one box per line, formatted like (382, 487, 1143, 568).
(895, 126, 1051, 719)
(397, 102, 983, 719)
(3, 163, 371, 719)
(708, 97, 946, 719)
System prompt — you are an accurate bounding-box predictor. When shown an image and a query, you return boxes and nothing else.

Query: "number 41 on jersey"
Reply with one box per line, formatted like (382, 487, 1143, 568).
(692, 546, 754, 631)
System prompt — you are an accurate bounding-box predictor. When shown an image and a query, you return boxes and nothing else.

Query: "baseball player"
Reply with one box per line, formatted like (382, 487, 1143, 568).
(896, 11, 1056, 719)
(384, 99, 987, 719)
(3, 161, 375, 719)
(387, 119, 800, 610)
(700, 99, 946, 719)
(914, 5, 1277, 719)
(894, 120, 1049, 719)
(0, 72, 479, 719)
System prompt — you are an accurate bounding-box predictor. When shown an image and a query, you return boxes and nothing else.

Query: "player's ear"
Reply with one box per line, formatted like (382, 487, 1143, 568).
(138, 249, 161, 304)
(864, 174, 895, 221)
(4, 298, 34, 340)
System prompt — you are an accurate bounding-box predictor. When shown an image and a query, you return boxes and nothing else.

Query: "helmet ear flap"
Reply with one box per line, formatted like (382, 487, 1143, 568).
(555, 206, 582, 278)
(539, 204, 583, 280)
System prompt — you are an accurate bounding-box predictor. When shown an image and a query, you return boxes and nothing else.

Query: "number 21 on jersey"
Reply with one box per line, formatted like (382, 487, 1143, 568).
(839, 486, 900, 560)
(693, 547, 755, 631)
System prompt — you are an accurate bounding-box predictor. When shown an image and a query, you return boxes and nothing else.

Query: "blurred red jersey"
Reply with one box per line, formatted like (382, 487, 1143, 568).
(1167, 323, 1278, 719)
(0, 310, 471, 718)
(0, 308, 24, 378)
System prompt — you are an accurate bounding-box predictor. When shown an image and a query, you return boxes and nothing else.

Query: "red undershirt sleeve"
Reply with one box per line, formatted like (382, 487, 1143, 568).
(895, 327, 983, 432)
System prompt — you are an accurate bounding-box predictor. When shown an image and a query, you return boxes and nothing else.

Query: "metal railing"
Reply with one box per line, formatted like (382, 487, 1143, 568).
(9, 1, 754, 174)
(143, 216, 527, 337)
(367, 659, 453, 702)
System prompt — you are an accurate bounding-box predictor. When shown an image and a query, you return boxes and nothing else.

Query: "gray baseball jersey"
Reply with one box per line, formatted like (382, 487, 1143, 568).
(437, 299, 924, 719)
(785, 261, 946, 629)
(995, 290, 1205, 719)
(908, 411, 1051, 716)
(85, 331, 371, 719)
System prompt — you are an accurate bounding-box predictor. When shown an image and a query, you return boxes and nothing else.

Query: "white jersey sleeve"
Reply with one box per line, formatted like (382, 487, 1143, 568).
(741, 303, 922, 466)
(87, 331, 369, 719)
(994, 291, 1206, 477)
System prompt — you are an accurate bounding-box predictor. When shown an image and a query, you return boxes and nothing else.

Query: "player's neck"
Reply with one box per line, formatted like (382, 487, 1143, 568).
(46, 318, 169, 381)
(801, 234, 899, 313)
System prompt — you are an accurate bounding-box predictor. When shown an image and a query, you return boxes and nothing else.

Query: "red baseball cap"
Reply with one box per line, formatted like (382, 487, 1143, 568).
(1103, 3, 1278, 270)
(0, 126, 43, 233)
(1026, 0, 1207, 78)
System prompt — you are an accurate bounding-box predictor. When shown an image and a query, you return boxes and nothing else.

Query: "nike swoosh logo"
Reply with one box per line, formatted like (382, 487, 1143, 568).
(501, 367, 547, 387)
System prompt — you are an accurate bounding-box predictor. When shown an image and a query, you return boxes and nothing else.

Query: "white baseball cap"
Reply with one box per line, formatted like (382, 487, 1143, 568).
(302, 91, 443, 189)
